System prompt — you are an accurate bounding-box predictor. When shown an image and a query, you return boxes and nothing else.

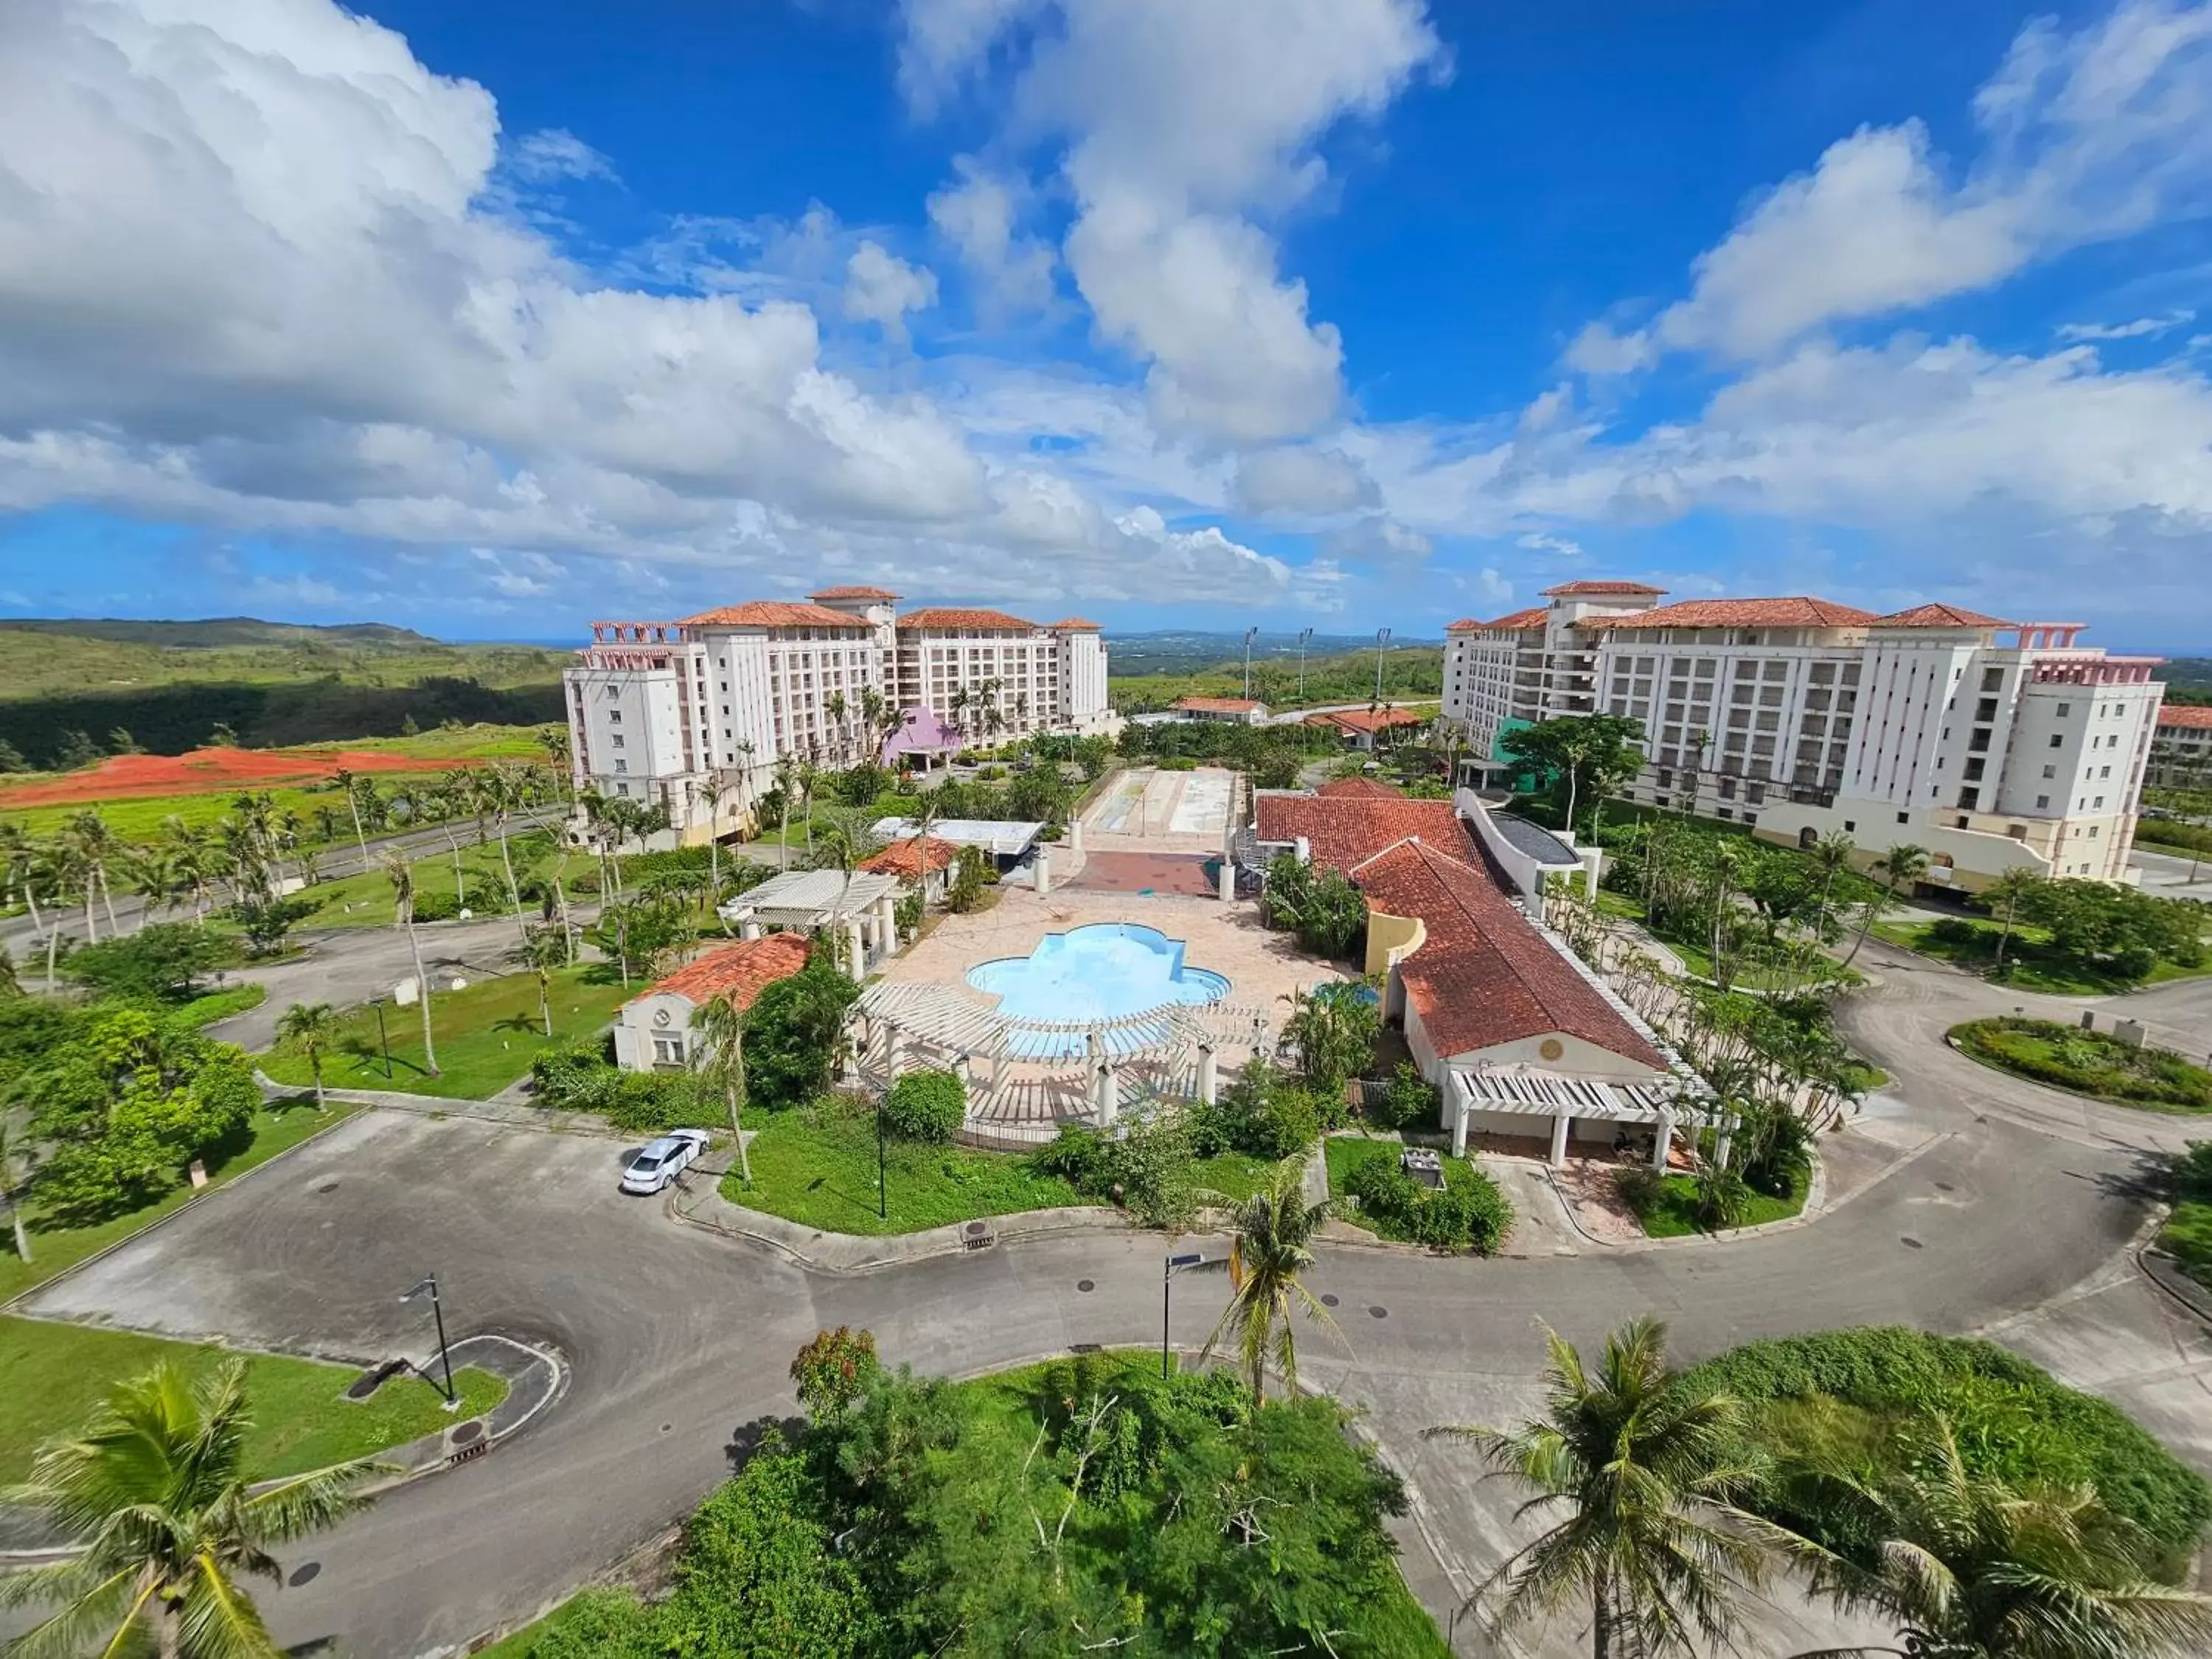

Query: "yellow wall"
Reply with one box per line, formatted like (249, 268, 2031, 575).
(1365, 909, 1426, 977)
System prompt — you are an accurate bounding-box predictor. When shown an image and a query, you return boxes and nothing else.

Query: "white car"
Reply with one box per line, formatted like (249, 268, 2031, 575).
(619, 1129, 709, 1194)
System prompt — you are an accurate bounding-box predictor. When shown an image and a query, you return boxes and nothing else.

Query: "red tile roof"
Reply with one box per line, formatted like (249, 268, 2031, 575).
(1871, 602, 2015, 629)
(2159, 705, 2212, 729)
(1542, 580, 1666, 597)
(681, 601, 869, 630)
(630, 933, 811, 1013)
(1047, 617, 1102, 630)
(1352, 839, 1666, 1069)
(860, 835, 959, 879)
(1314, 776, 1405, 799)
(897, 607, 1039, 631)
(1444, 618, 1484, 633)
(1484, 606, 1548, 630)
(1254, 794, 1472, 872)
(1593, 596, 1878, 630)
(1306, 706, 1429, 734)
(1176, 695, 1264, 713)
(808, 585, 898, 601)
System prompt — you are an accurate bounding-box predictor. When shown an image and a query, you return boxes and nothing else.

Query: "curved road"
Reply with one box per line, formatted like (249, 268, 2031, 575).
(15, 942, 2212, 1655)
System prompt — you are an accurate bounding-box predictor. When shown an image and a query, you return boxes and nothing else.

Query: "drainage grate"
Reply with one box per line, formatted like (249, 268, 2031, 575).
(1900, 1236, 1924, 1250)
(1077, 1279, 1095, 1293)
(449, 1419, 484, 1446)
(1319, 1294, 1340, 1308)
(1368, 1306, 1388, 1319)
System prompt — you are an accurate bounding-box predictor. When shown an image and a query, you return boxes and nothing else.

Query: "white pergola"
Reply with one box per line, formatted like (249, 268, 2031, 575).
(719, 869, 905, 976)
(1448, 1065, 1725, 1169)
(855, 978, 1273, 1135)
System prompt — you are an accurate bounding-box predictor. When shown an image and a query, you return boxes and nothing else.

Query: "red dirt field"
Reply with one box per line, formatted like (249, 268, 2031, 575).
(0, 747, 479, 810)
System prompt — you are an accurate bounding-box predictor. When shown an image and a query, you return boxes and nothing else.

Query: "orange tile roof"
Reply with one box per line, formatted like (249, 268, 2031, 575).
(1484, 607, 1548, 630)
(1444, 617, 1484, 633)
(1352, 838, 1665, 1069)
(1176, 695, 1264, 713)
(897, 607, 1040, 631)
(1542, 580, 1666, 597)
(1314, 776, 1405, 799)
(1306, 706, 1429, 734)
(2159, 705, 2212, 729)
(859, 835, 959, 879)
(630, 933, 812, 1013)
(1871, 602, 2015, 628)
(1593, 596, 1877, 630)
(809, 585, 898, 601)
(681, 601, 869, 630)
(1254, 793, 1472, 872)
(1047, 617, 1102, 630)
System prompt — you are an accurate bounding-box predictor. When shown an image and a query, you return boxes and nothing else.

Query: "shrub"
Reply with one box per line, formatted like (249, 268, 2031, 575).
(1253, 1085, 1322, 1159)
(1954, 1017, 2212, 1110)
(790, 1326, 880, 1419)
(1370, 1062, 1438, 1132)
(1029, 1117, 1200, 1228)
(745, 959, 861, 1107)
(1341, 1144, 1513, 1254)
(60, 923, 240, 1001)
(883, 1070, 964, 1143)
(528, 1041, 701, 1130)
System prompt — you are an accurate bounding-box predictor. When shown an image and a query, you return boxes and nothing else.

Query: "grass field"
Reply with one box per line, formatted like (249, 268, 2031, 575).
(0, 1315, 506, 1483)
(2161, 1200, 2212, 1289)
(288, 827, 577, 929)
(1626, 1167, 1810, 1238)
(1322, 1133, 1489, 1242)
(1873, 911, 2212, 994)
(0, 1101, 353, 1301)
(257, 964, 632, 1100)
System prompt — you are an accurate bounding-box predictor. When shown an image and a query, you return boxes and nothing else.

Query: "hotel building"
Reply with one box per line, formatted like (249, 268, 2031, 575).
(1443, 581, 2164, 893)
(2150, 705, 2212, 787)
(563, 586, 1112, 841)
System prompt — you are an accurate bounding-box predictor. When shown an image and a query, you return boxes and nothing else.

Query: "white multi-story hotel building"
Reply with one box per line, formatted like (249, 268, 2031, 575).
(1443, 581, 2164, 892)
(564, 586, 1113, 841)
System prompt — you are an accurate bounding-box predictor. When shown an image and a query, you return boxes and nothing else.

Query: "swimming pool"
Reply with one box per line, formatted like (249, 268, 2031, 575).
(967, 923, 1230, 1032)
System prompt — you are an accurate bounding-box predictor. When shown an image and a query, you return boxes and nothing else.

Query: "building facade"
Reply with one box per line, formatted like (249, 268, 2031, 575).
(564, 588, 1113, 841)
(2151, 705, 2212, 787)
(1444, 582, 2164, 892)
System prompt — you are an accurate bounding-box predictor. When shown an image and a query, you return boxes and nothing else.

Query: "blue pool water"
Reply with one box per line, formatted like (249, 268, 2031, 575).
(968, 923, 1231, 1030)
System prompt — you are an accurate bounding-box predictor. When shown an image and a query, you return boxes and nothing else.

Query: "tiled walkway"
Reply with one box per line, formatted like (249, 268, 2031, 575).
(1062, 850, 1218, 896)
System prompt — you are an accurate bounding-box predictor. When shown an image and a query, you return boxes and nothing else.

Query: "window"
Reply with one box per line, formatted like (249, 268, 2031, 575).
(1896, 811, 1910, 824)
(616, 781, 630, 796)
(608, 709, 622, 724)
(2099, 765, 2111, 779)
(1958, 788, 1979, 810)
(1981, 667, 2003, 692)
(2036, 793, 2050, 808)
(2056, 702, 2071, 717)
(2093, 796, 2104, 810)
(613, 759, 627, 773)
(609, 734, 624, 749)
(2042, 764, 2056, 779)
(1843, 819, 1856, 832)
(2049, 734, 2063, 748)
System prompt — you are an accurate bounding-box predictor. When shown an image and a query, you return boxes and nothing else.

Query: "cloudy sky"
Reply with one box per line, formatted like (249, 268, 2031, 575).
(2, 0, 2211, 645)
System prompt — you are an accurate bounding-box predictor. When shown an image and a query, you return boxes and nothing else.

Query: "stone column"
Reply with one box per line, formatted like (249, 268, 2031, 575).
(1549, 1111, 1571, 1168)
(1069, 818, 1083, 853)
(1582, 846, 1603, 900)
(740, 917, 762, 942)
(845, 919, 866, 978)
(1712, 1116, 1734, 1171)
(1218, 858, 1235, 902)
(875, 892, 897, 953)
(1099, 1062, 1119, 1126)
(884, 1025, 905, 1084)
(1034, 848, 1051, 893)
(1450, 1092, 1469, 1159)
(1197, 1042, 1217, 1105)
(1652, 1108, 1676, 1172)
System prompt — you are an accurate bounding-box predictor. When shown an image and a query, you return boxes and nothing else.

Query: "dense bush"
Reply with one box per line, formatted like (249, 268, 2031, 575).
(1340, 1144, 1513, 1254)
(1031, 1116, 1204, 1228)
(1685, 1328, 2212, 1556)
(1953, 1016, 2212, 1110)
(882, 1069, 964, 1143)
(1189, 1059, 1327, 1159)
(60, 923, 241, 1001)
(527, 1041, 705, 1132)
(744, 956, 861, 1108)
(1368, 1062, 1439, 1132)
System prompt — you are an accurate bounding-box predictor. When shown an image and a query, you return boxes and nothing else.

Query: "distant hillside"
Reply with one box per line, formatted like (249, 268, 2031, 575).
(1110, 642, 1443, 712)
(1107, 629, 1442, 679)
(0, 616, 440, 649)
(2158, 658, 2212, 701)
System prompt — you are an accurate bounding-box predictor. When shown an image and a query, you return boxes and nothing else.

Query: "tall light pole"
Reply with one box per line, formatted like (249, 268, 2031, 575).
(1296, 627, 1313, 705)
(1242, 627, 1259, 702)
(1373, 627, 1393, 706)
(399, 1275, 459, 1408)
(1163, 1251, 1204, 1379)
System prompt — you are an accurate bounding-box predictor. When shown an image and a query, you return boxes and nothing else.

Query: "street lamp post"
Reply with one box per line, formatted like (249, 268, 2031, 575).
(1296, 627, 1313, 703)
(877, 1099, 888, 1220)
(1242, 627, 1259, 703)
(374, 998, 393, 1079)
(399, 1274, 459, 1408)
(1163, 1251, 1203, 1380)
(1373, 627, 1393, 705)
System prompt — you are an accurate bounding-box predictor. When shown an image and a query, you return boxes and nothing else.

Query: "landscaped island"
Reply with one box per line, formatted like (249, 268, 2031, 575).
(1952, 1016, 2212, 1113)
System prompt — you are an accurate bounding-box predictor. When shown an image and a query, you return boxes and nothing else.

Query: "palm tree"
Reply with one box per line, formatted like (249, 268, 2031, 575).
(1196, 1157, 1337, 1405)
(487, 762, 529, 930)
(1840, 844, 1931, 972)
(538, 725, 573, 808)
(825, 689, 849, 762)
(1708, 838, 1745, 987)
(330, 766, 372, 863)
(0, 1115, 31, 1263)
(60, 810, 122, 941)
(1425, 1316, 1785, 1659)
(274, 1001, 341, 1111)
(506, 925, 568, 1038)
(0, 1359, 372, 1659)
(1807, 832, 1857, 942)
(0, 820, 47, 942)
(697, 775, 730, 933)
(380, 850, 440, 1077)
(772, 753, 802, 852)
(1985, 866, 2037, 978)
(1798, 1419, 2212, 1659)
(690, 992, 753, 1186)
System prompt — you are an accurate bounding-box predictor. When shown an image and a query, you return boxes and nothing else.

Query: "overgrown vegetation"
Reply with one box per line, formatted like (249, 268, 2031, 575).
(2157, 1141, 2212, 1290)
(491, 1346, 1446, 1658)
(1952, 1016, 2212, 1112)
(1117, 714, 1343, 789)
(1327, 1137, 1514, 1253)
(1111, 639, 1443, 714)
(1880, 875, 2207, 991)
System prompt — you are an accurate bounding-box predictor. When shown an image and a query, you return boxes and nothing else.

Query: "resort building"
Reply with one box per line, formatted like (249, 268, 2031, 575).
(1304, 706, 1427, 751)
(1442, 582, 2165, 893)
(613, 933, 811, 1072)
(1173, 695, 1269, 725)
(563, 588, 1113, 841)
(2151, 705, 2212, 786)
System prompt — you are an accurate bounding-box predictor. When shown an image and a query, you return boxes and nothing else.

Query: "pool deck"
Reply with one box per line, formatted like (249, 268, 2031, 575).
(1078, 765, 1242, 856)
(872, 880, 1357, 1143)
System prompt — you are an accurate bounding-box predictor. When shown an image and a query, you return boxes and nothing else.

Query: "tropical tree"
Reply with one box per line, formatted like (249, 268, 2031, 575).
(0, 1359, 373, 1659)
(1840, 844, 1931, 971)
(380, 850, 439, 1077)
(0, 1115, 31, 1263)
(690, 992, 753, 1185)
(274, 1001, 341, 1111)
(1797, 1418, 2212, 1659)
(538, 725, 572, 807)
(1985, 866, 2038, 977)
(507, 925, 568, 1039)
(1807, 831, 1858, 940)
(329, 765, 372, 862)
(1195, 1157, 1338, 1405)
(1278, 981, 1382, 1099)
(1425, 1315, 1787, 1659)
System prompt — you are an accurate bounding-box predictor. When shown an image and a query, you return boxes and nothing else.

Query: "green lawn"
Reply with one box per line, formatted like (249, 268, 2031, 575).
(0, 1100, 352, 1301)
(257, 963, 630, 1101)
(2162, 1199, 2212, 1290)
(1874, 913, 2212, 994)
(1625, 1166, 1809, 1238)
(1837, 1060, 1891, 1094)
(723, 1099, 1097, 1235)
(1951, 1016, 2212, 1113)
(0, 1314, 505, 1483)
(1323, 1133, 1488, 1242)
(290, 829, 574, 929)
(170, 981, 269, 1028)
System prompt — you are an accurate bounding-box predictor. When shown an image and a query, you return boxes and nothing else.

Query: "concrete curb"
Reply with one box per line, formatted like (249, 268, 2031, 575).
(1541, 1133, 1846, 1254)
(251, 1071, 635, 1141)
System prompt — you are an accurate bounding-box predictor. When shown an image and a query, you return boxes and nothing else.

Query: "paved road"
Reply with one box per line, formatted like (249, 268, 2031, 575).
(10, 922, 2212, 1655)
(2133, 843, 2212, 898)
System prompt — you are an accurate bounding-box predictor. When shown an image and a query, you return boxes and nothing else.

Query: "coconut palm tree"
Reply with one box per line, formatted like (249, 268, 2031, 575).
(506, 925, 568, 1038)
(1807, 831, 1857, 941)
(380, 850, 440, 1077)
(60, 810, 122, 941)
(0, 820, 47, 941)
(1426, 1316, 1787, 1659)
(1795, 1418, 2212, 1659)
(825, 689, 849, 762)
(771, 752, 802, 852)
(274, 1001, 342, 1111)
(1195, 1157, 1337, 1405)
(329, 765, 372, 863)
(0, 1360, 373, 1659)
(1840, 844, 1931, 972)
(696, 774, 731, 933)
(1985, 866, 2037, 978)
(0, 1115, 31, 1263)
(690, 992, 753, 1185)
(538, 725, 573, 807)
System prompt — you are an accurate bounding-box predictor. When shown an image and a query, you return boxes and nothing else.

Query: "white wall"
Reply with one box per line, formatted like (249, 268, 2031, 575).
(614, 990, 696, 1072)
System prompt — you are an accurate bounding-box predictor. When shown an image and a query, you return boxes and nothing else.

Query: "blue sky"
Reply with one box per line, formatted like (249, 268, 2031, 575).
(1, 1, 2210, 647)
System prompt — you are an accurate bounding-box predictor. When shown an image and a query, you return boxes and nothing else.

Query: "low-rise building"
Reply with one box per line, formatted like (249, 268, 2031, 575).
(1173, 696, 1268, 725)
(613, 933, 812, 1072)
(2151, 705, 2212, 787)
(1444, 581, 2164, 893)
(1303, 706, 1427, 751)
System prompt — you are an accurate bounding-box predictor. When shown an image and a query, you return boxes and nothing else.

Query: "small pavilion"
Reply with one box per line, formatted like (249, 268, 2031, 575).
(718, 869, 905, 976)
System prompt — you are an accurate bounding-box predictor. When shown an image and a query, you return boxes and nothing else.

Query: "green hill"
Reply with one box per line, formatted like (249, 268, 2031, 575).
(0, 616, 442, 650)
